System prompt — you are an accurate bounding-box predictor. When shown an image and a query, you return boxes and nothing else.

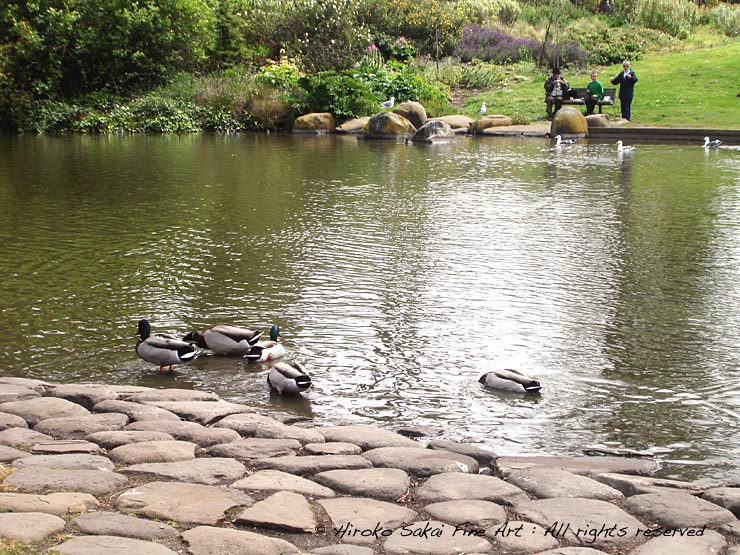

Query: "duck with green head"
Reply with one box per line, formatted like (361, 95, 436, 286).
(182, 323, 262, 355)
(245, 324, 287, 362)
(136, 319, 197, 373)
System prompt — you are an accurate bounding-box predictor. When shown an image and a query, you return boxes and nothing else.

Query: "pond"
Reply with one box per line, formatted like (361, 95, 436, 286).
(0, 133, 739, 482)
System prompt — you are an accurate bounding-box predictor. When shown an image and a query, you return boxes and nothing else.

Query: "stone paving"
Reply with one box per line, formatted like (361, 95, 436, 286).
(0, 376, 738, 554)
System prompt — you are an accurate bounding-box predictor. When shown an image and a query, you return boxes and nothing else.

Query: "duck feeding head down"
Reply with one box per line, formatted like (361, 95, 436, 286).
(267, 361, 312, 395)
(479, 369, 541, 394)
(136, 319, 197, 374)
(182, 323, 263, 355)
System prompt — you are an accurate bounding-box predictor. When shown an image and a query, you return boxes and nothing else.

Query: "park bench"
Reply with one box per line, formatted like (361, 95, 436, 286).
(561, 87, 616, 113)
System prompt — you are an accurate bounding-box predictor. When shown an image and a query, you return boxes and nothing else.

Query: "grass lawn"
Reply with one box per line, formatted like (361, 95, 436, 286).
(464, 40, 740, 129)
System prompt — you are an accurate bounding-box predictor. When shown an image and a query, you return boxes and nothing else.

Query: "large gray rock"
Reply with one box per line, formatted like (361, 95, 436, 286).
(360, 112, 416, 140)
(120, 457, 246, 485)
(0, 445, 28, 462)
(313, 468, 410, 502)
(30, 439, 101, 455)
(43, 383, 150, 409)
(0, 511, 65, 543)
(416, 473, 529, 506)
(393, 101, 427, 129)
(595, 472, 706, 497)
(505, 467, 624, 501)
(34, 412, 129, 439)
(304, 442, 362, 456)
(293, 112, 336, 134)
(701, 486, 740, 517)
(108, 440, 197, 464)
(430, 115, 473, 130)
(470, 115, 513, 134)
(0, 427, 53, 447)
(116, 481, 252, 525)
(182, 526, 300, 555)
(3, 466, 128, 496)
(12, 453, 115, 471)
(0, 412, 28, 430)
(383, 520, 491, 554)
(93, 400, 181, 422)
(235, 490, 316, 532)
(0, 397, 90, 427)
(207, 438, 301, 460)
(629, 528, 727, 555)
(485, 520, 559, 553)
(0, 384, 41, 404)
(139, 400, 253, 425)
(253, 455, 372, 475)
(74, 511, 178, 539)
(53, 535, 179, 555)
(0, 377, 48, 390)
(514, 497, 645, 548)
(335, 117, 370, 134)
(624, 491, 736, 528)
(362, 447, 478, 476)
(318, 497, 417, 545)
(231, 469, 335, 498)
(123, 389, 219, 403)
(494, 455, 660, 477)
(85, 430, 175, 449)
(320, 425, 422, 451)
(215, 412, 324, 444)
(550, 107, 588, 137)
(423, 499, 506, 527)
(427, 440, 496, 465)
(0, 491, 99, 515)
(125, 420, 240, 447)
(215, 413, 285, 435)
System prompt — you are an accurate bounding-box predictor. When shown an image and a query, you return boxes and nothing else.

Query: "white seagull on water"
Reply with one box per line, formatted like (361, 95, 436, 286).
(555, 135, 577, 146)
(380, 96, 395, 109)
(703, 136, 722, 148)
(616, 140, 634, 152)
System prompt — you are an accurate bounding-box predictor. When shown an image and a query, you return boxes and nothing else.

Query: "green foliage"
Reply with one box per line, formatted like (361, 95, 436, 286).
(636, 0, 699, 38)
(298, 71, 379, 119)
(708, 3, 740, 37)
(433, 62, 505, 89)
(457, 0, 522, 26)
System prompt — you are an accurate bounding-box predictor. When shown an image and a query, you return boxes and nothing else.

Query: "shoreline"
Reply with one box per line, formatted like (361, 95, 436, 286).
(1, 376, 739, 554)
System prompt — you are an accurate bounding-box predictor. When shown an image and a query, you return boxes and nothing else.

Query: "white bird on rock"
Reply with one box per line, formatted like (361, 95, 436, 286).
(477, 102, 487, 116)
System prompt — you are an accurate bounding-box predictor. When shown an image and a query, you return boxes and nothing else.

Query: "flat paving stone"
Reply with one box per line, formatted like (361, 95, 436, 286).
(0, 397, 90, 426)
(396, 426, 444, 438)
(362, 447, 479, 476)
(115, 481, 253, 525)
(34, 412, 129, 439)
(0, 491, 99, 515)
(4, 466, 128, 496)
(416, 472, 529, 506)
(231, 469, 335, 498)
(125, 420, 240, 447)
(138, 400, 253, 425)
(423, 499, 506, 527)
(0, 511, 65, 543)
(0, 444, 27, 462)
(182, 526, 300, 555)
(701, 486, 740, 517)
(124, 389, 219, 403)
(93, 400, 181, 422)
(514, 497, 646, 548)
(253, 454, 373, 475)
(427, 440, 497, 465)
(43, 384, 141, 409)
(319, 425, 423, 451)
(120, 457, 246, 485)
(108, 440, 197, 464)
(313, 468, 410, 502)
(383, 519, 491, 554)
(311, 546, 375, 555)
(53, 535, 179, 555)
(254, 421, 325, 444)
(30, 440, 101, 455)
(85, 430, 175, 449)
(494, 455, 660, 477)
(305, 442, 362, 456)
(318, 497, 417, 545)
(74, 511, 178, 539)
(485, 520, 559, 553)
(214, 412, 285, 435)
(628, 528, 726, 555)
(0, 384, 41, 403)
(536, 549, 610, 555)
(207, 438, 302, 460)
(0, 377, 48, 390)
(624, 490, 736, 528)
(0, 412, 28, 430)
(0, 426, 53, 447)
(505, 467, 624, 501)
(12, 453, 115, 471)
(595, 472, 706, 497)
(235, 490, 317, 532)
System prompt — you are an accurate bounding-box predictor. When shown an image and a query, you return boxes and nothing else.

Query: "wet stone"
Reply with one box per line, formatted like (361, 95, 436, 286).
(318, 497, 418, 545)
(485, 520, 559, 553)
(0, 412, 28, 430)
(108, 440, 197, 464)
(115, 481, 253, 525)
(0, 377, 48, 390)
(125, 420, 240, 447)
(396, 426, 444, 438)
(422, 499, 506, 527)
(30, 440, 101, 455)
(34, 412, 129, 439)
(254, 454, 372, 475)
(53, 535, 179, 555)
(0, 511, 66, 543)
(137, 400, 252, 425)
(594, 472, 706, 497)
(624, 490, 736, 528)
(74, 511, 178, 539)
(505, 467, 624, 501)
(207, 438, 301, 460)
(254, 421, 325, 444)
(313, 468, 410, 502)
(427, 440, 497, 465)
(231, 469, 335, 498)
(0, 444, 27, 462)
(319, 425, 423, 451)
(383, 520, 491, 554)
(416, 472, 529, 506)
(304, 442, 362, 456)
(4, 466, 128, 496)
(93, 400, 181, 422)
(628, 528, 727, 555)
(235, 490, 317, 533)
(120, 457, 246, 485)
(42, 384, 140, 409)
(0, 397, 90, 427)
(311, 546, 376, 555)
(0, 384, 41, 404)
(701, 486, 740, 517)
(0, 426, 54, 447)
(12, 453, 115, 471)
(362, 447, 479, 476)
(85, 430, 175, 449)
(124, 388, 220, 403)
(0, 491, 100, 515)
(494, 455, 660, 477)
(214, 413, 284, 436)
(182, 526, 301, 555)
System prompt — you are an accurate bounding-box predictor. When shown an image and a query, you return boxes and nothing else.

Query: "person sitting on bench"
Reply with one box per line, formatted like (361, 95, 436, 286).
(544, 68, 569, 118)
(584, 71, 604, 116)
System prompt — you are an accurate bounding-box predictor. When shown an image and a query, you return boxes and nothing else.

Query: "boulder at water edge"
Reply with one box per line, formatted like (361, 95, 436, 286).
(359, 112, 416, 140)
(410, 120, 456, 143)
(470, 115, 513, 134)
(393, 101, 427, 129)
(586, 114, 611, 128)
(292, 112, 335, 134)
(551, 107, 588, 137)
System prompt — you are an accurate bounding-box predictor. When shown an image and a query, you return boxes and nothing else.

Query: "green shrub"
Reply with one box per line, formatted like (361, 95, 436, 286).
(457, 0, 522, 26)
(298, 71, 380, 120)
(708, 3, 740, 37)
(636, 0, 699, 38)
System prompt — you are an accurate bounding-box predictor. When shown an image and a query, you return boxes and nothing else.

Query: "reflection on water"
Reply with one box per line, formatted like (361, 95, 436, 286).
(1, 134, 739, 482)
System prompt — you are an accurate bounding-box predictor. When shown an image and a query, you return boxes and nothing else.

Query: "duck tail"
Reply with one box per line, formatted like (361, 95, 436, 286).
(244, 346, 264, 362)
(248, 331, 263, 346)
(178, 346, 197, 361)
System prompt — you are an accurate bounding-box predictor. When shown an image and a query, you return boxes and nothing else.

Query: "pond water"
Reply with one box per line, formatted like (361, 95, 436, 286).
(1, 133, 739, 482)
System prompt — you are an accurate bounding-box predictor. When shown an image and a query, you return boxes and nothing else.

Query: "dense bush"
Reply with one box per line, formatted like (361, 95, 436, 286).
(457, 0, 522, 26)
(636, 0, 699, 38)
(708, 3, 740, 36)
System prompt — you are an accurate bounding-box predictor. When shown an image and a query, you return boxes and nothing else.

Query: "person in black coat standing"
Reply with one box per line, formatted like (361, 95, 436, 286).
(611, 60, 638, 120)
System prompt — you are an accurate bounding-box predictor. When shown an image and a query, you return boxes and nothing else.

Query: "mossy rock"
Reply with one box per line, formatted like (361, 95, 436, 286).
(360, 112, 416, 140)
(336, 117, 370, 134)
(551, 107, 588, 137)
(410, 120, 456, 143)
(470, 115, 513, 134)
(586, 114, 611, 128)
(393, 101, 427, 129)
(292, 112, 335, 134)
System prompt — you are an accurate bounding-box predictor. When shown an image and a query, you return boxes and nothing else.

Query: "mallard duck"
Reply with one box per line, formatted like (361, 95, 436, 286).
(555, 135, 577, 146)
(703, 136, 722, 148)
(136, 319, 196, 373)
(616, 140, 634, 152)
(267, 361, 312, 395)
(182, 324, 262, 355)
(245, 324, 287, 363)
(479, 369, 541, 394)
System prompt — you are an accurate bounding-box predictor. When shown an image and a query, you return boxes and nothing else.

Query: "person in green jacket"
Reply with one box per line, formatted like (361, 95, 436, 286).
(584, 71, 604, 116)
